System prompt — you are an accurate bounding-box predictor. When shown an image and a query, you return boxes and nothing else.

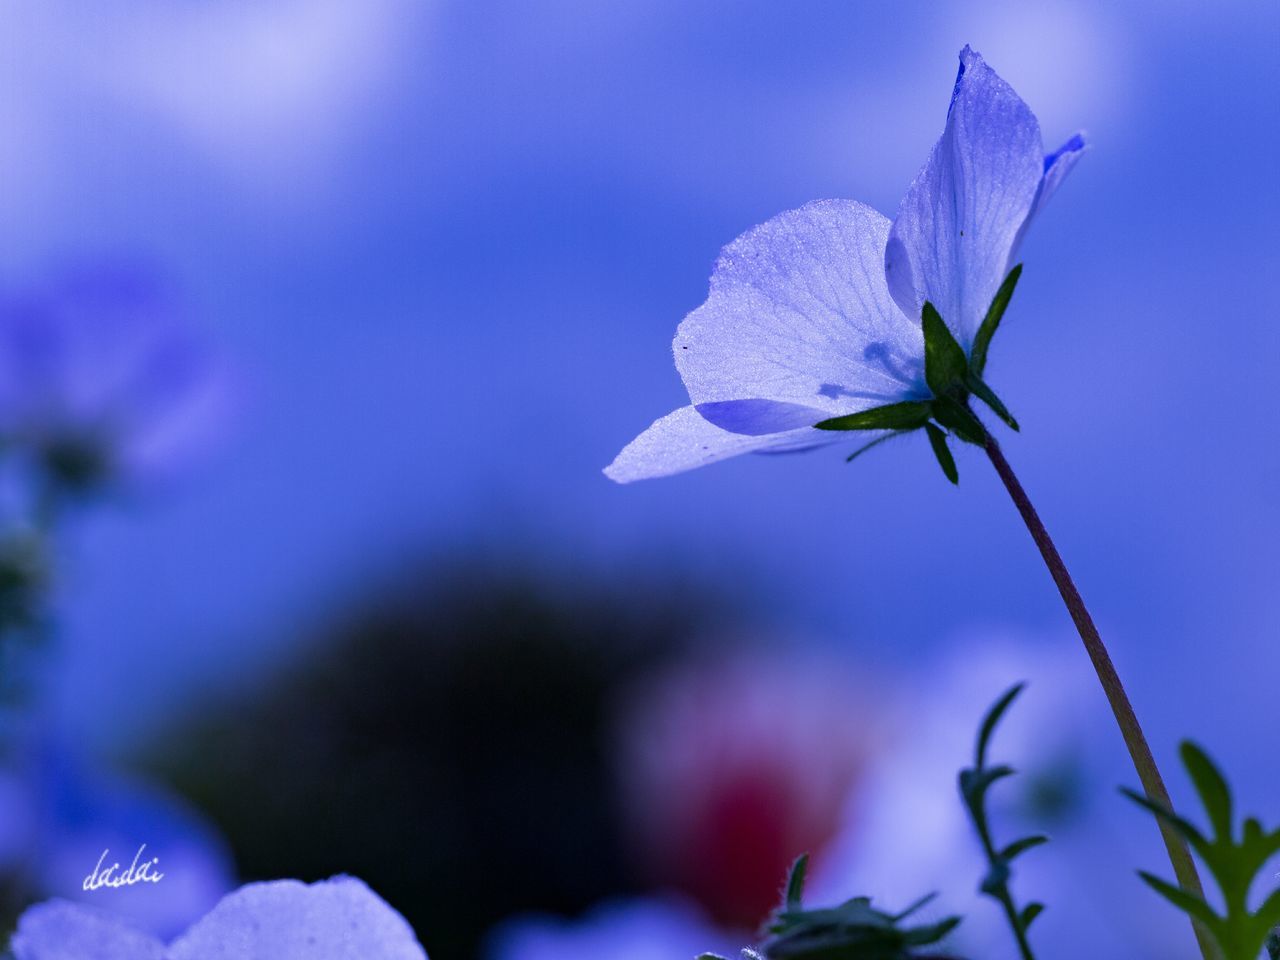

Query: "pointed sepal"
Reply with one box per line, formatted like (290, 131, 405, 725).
(925, 423, 958, 484)
(970, 264, 1022, 377)
(815, 401, 933, 431)
(922, 301, 969, 396)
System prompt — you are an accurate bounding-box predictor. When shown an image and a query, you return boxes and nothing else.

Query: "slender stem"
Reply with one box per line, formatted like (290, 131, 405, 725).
(983, 434, 1217, 960)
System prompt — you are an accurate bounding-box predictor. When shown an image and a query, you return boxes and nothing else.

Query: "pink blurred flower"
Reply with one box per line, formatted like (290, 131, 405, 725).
(614, 650, 880, 930)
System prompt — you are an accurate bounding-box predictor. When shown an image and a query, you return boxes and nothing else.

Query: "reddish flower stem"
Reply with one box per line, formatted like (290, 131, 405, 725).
(983, 434, 1216, 960)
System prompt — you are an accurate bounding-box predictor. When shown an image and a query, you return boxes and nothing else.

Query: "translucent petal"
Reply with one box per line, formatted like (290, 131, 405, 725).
(885, 47, 1044, 351)
(675, 199, 927, 424)
(604, 406, 845, 484)
(168, 877, 427, 960)
(11, 900, 165, 960)
(1033, 133, 1088, 225)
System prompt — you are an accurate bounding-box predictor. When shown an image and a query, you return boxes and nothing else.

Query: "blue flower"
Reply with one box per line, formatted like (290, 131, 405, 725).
(605, 47, 1084, 483)
(9, 876, 428, 959)
(0, 742, 235, 941)
(0, 264, 228, 494)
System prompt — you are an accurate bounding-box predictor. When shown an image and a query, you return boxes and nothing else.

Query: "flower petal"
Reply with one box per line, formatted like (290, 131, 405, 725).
(11, 900, 165, 960)
(674, 199, 927, 425)
(604, 406, 843, 484)
(885, 46, 1045, 351)
(1032, 132, 1088, 222)
(167, 876, 427, 960)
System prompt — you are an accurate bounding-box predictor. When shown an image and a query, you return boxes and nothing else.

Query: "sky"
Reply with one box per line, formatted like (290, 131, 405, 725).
(0, 0, 1276, 817)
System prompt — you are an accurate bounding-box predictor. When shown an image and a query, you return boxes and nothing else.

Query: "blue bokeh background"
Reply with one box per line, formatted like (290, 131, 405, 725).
(1, 0, 1276, 951)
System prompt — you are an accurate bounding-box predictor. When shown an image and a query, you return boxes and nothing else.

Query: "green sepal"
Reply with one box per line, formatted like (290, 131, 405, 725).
(1020, 903, 1045, 929)
(815, 401, 933, 432)
(845, 432, 903, 463)
(966, 372, 1019, 431)
(784, 854, 809, 911)
(970, 264, 1022, 376)
(922, 301, 969, 396)
(925, 423, 958, 484)
(931, 395, 987, 446)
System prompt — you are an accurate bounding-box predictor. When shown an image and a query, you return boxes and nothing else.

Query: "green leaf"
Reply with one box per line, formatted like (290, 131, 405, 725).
(785, 854, 809, 911)
(957, 684, 1044, 960)
(965, 372, 1019, 431)
(1020, 902, 1045, 930)
(922, 302, 969, 396)
(1120, 787, 1212, 860)
(975, 683, 1025, 768)
(1137, 871, 1221, 930)
(970, 264, 1022, 376)
(815, 401, 933, 432)
(1129, 742, 1280, 960)
(925, 423, 958, 484)
(931, 395, 987, 445)
(1000, 835, 1050, 862)
(1181, 742, 1234, 843)
(960, 764, 1016, 805)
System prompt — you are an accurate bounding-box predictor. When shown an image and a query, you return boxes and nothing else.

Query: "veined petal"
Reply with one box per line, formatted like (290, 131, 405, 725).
(11, 900, 165, 960)
(1035, 133, 1087, 218)
(604, 406, 846, 484)
(675, 199, 927, 426)
(885, 46, 1045, 351)
(168, 877, 427, 959)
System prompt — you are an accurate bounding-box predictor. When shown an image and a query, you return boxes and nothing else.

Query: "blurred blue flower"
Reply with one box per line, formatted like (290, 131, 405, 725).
(606, 46, 1084, 482)
(0, 741, 234, 940)
(10, 875, 427, 959)
(0, 264, 228, 497)
(809, 635, 1188, 960)
(486, 896, 736, 960)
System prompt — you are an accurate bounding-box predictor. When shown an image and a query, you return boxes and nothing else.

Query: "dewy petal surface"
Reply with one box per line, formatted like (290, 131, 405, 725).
(884, 46, 1045, 351)
(167, 876, 427, 960)
(604, 405, 847, 484)
(11, 900, 166, 960)
(675, 199, 928, 425)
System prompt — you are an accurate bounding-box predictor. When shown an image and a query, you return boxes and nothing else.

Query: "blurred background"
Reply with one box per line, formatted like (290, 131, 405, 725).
(0, 1, 1276, 957)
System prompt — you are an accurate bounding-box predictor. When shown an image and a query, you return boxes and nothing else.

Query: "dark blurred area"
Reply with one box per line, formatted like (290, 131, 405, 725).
(139, 562, 724, 958)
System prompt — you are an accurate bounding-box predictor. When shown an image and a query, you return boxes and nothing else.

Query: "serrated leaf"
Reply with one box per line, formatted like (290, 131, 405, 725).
(1000, 835, 1050, 862)
(1020, 902, 1045, 930)
(1137, 871, 1221, 930)
(976, 683, 1025, 767)
(785, 854, 809, 911)
(925, 422, 958, 484)
(1129, 742, 1280, 960)
(1121, 787, 1212, 861)
(1181, 742, 1234, 843)
(931, 394, 987, 445)
(815, 400, 933, 432)
(965, 371, 1019, 431)
(970, 264, 1022, 376)
(922, 301, 969, 396)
